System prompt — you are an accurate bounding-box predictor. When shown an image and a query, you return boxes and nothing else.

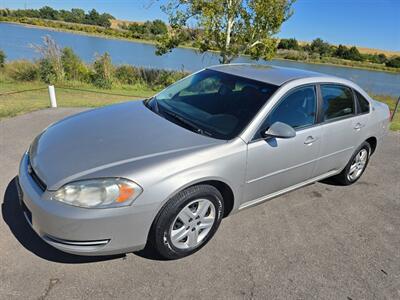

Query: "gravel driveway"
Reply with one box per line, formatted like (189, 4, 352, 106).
(1, 108, 399, 299)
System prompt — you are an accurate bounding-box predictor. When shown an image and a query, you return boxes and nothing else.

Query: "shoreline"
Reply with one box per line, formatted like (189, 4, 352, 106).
(1, 20, 399, 74)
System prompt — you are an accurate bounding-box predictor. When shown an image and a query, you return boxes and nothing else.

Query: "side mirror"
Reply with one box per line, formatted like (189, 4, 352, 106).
(261, 122, 296, 139)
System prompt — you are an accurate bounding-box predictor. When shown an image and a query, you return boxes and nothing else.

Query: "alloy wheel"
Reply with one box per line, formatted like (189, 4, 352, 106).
(169, 199, 216, 249)
(347, 149, 368, 181)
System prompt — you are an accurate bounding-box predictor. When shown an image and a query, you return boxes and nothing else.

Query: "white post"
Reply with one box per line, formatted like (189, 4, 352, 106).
(48, 85, 57, 108)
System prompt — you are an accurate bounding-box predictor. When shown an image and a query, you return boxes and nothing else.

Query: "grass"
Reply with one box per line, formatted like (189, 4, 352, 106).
(372, 94, 400, 131)
(0, 77, 156, 119)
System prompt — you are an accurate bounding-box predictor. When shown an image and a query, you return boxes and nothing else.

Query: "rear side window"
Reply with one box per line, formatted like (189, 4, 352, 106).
(321, 85, 355, 121)
(355, 90, 370, 114)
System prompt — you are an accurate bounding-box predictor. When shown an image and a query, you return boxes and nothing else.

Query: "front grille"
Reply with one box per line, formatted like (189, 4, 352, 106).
(27, 157, 47, 191)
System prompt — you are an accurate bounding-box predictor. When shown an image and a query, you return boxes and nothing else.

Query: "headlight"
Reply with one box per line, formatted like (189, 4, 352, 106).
(52, 178, 143, 208)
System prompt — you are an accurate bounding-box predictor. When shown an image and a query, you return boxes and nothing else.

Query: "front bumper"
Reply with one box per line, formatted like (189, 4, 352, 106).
(18, 153, 157, 256)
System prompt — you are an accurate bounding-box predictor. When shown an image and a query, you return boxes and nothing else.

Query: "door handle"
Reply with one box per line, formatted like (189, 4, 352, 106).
(354, 123, 364, 130)
(304, 136, 318, 145)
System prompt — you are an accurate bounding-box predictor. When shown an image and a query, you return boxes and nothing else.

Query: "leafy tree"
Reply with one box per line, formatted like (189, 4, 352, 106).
(86, 9, 100, 25)
(61, 47, 88, 81)
(310, 38, 331, 57)
(38, 6, 58, 20)
(386, 56, 400, 68)
(344, 46, 363, 61)
(70, 8, 85, 23)
(0, 49, 5, 68)
(334, 44, 348, 58)
(150, 19, 168, 35)
(156, 0, 296, 64)
(277, 38, 299, 50)
(334, 45, 363, 61)
(376, 53, 387, 64)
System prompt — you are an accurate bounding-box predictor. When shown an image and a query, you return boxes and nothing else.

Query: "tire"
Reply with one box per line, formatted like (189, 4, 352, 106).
(332, 141, 371, 185)
(149, 185, 224, 260)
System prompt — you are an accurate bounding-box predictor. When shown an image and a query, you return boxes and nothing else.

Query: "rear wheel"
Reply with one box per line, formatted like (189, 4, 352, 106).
(149, 185, 224, 260)
(332, 141, 371, 185)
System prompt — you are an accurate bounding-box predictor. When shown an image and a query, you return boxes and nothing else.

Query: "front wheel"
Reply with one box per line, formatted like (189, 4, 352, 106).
(332, 141, 371, 185)
(149, 185, 224, 260)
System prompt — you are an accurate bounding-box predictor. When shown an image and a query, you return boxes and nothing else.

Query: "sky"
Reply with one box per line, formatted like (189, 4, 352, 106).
(1, 0, 399, 51)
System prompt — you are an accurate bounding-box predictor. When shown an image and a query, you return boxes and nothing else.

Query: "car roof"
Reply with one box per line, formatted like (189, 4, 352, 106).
(207, 63, 336, 86)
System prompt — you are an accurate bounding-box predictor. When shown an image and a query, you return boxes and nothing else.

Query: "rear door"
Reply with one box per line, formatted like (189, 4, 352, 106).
(313, 84, 361, 177)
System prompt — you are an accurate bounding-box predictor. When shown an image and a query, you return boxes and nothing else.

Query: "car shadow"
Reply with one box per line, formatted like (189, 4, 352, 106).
(2, 177, 125, 264)
(319, 178, 343, 186)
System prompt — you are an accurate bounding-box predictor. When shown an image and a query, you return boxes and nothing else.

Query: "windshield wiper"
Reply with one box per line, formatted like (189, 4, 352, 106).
(161, 109, 212, 137)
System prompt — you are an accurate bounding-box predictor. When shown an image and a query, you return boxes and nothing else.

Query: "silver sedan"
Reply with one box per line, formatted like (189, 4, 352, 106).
(18, 64, 390, 259)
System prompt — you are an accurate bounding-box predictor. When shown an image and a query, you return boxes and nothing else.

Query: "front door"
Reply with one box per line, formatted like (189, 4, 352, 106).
(242, 85, 322, 207)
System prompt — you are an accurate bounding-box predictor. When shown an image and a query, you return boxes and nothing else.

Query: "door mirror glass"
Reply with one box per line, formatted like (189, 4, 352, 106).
(261, 122, 296, 139)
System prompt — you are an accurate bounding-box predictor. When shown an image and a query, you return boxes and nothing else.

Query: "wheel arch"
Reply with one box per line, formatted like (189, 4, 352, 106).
(160, 177, 236, 219)
(365, 136, 377, 155)
(191, 180, 235, 218)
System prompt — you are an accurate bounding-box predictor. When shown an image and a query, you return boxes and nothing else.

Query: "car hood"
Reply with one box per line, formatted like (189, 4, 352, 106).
(29, 101, 222, 190)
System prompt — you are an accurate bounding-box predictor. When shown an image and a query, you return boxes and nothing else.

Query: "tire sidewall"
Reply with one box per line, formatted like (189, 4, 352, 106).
(154, 185, 224, 259)
(343, 142, 371, 184)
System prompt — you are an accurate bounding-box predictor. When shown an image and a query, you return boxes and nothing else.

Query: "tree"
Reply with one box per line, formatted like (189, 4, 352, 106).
(334, 44, 348, 58)
(344, 46, 363, 61)
(377, 53, 387, 64)
(310, 38, 331, 57)
(66, 8, 85, 23)
(156, 0, 296, 64)
(277, 38, 299, 50)
(86, 9, 100, 25)
(38, 6, 58, 20)
(151, 19, 168, 35)
(61, 47, 88, 81)
(386, 56, 400, 68)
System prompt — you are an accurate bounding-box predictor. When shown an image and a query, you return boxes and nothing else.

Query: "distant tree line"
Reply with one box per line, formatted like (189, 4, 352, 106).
(278, 37, 400, 68)
(0, 7, 114, 27)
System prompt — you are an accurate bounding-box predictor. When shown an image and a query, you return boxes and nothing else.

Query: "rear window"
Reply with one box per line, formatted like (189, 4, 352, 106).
(355, 90, 370, 114)
(321, 84, 355, 121)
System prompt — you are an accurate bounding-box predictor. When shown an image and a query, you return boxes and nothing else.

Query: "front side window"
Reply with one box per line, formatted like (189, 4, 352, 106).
(321, 84, 355, 121)
(355, 90, 370, 114)
(146, 69, 278, 140)
(261, 85, 317, 130)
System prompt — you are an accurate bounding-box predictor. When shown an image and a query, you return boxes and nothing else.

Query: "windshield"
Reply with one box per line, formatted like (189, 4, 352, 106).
(146, 69, 278, 140)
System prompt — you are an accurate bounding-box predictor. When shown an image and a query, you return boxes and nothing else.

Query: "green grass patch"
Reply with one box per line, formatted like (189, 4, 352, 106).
(372, 94, 400, 131)
(0, 77, 156, 119)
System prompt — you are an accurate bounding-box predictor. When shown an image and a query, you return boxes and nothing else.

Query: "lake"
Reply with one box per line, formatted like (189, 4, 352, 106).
(1, 22, 399, 97)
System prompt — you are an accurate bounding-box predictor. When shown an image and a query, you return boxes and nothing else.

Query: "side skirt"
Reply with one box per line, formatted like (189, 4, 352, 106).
(238, 170, 339, 211)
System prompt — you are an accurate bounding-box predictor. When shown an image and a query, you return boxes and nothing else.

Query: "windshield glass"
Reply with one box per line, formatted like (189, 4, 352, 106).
(146, 69, 278, 140)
